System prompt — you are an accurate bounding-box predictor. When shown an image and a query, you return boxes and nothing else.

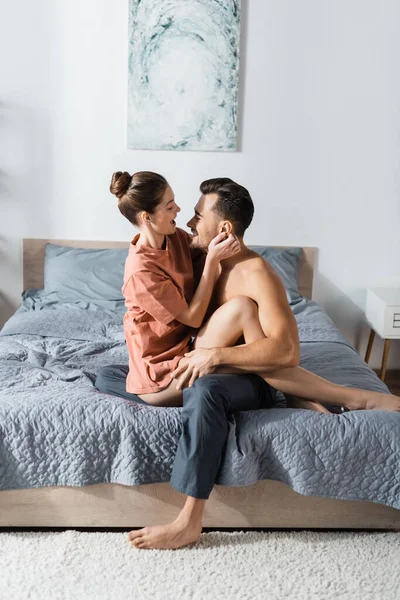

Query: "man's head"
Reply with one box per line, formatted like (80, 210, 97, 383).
(187, 178, 254, 249)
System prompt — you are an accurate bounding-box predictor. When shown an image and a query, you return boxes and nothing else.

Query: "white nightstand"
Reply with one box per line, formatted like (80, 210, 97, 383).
(364, 287, 400, 381)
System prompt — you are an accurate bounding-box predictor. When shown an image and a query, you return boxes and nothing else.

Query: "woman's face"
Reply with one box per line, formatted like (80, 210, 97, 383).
(149, 185, 181, 235)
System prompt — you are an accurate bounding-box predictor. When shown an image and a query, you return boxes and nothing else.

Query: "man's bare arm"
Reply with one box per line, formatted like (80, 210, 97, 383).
(213, 265, 300, 373)
(171, 261, 300, 388)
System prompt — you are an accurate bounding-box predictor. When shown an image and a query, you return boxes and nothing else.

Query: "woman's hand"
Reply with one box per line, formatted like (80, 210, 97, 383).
(207, 232, 240, 263)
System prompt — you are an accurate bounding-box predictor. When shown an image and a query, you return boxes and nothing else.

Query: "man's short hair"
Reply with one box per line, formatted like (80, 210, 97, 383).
(200, 178, 254, 237)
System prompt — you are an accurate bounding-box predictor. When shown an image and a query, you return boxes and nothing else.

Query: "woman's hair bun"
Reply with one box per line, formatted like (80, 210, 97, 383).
(110, 171, 132, 199)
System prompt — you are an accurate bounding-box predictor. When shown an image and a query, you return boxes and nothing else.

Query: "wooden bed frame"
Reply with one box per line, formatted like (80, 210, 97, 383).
(0, 238, 399, 530)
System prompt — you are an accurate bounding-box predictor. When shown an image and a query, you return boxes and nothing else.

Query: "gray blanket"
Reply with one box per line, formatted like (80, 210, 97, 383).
(0, 291, 399, 511)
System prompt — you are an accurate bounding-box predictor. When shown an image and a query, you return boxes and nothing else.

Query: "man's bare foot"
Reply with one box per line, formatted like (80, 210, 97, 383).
(286, 397, 332, 414)
(127, 515, 202, 550)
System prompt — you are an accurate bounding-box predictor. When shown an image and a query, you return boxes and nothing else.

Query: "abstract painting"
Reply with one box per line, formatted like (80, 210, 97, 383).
(127, 0, 241, 151)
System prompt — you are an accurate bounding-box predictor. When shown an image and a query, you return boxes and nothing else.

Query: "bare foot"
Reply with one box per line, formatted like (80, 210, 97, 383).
(286, 397, 332, 414)
(364, 392, 400, 412)
(127, 516, 202, 550)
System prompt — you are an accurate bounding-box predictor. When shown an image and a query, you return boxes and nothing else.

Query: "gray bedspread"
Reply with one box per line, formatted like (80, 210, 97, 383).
(0, 291, 399, 511)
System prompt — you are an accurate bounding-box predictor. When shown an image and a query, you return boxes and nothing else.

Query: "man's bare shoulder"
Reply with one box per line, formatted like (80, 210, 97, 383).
(231, 252, 286, 301)
(232, 250, 279, 279)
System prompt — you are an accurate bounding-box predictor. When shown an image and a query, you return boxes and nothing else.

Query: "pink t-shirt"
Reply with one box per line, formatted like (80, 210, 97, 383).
(122, 228, 194, 394)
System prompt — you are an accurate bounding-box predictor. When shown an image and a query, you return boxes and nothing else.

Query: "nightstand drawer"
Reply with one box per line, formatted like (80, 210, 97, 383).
(366, 288, 400, 339)
(384, 308, 400, 336)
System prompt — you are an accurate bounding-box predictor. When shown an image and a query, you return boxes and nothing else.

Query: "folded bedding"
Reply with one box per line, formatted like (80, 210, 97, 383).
(0, 292, 399, 512)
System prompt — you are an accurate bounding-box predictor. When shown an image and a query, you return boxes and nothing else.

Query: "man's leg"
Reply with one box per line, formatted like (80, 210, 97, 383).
(94, 365, 148, 405)
(170, 374, 274, 499)
(128, 373, 275, 550)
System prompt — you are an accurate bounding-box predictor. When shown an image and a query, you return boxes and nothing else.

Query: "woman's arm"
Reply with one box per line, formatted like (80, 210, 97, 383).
(192, 252, 207, 289)
(176, 234, 239, 328)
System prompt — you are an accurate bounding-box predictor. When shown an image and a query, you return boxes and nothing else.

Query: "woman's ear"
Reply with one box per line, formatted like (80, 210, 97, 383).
(140, 211, 151, 224)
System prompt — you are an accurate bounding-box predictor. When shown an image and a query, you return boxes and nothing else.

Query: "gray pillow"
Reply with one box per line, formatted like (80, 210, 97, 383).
(248, 246, 303, 305)
(42, 243, 303, 307)
(44, 244, 129, 303)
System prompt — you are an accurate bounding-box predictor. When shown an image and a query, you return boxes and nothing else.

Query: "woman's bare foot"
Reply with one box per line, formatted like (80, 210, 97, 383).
(127, 515, 202, 550)
(363, 392, 400, 412)
(326, 390, 400, 413)
(286, 397, 332, 414)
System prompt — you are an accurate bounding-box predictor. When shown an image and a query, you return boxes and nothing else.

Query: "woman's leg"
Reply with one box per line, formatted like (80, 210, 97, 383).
(140, 297, 325, 411)
(137, 381, 183, 407)
(194, 295, 266, 347)
(95, 364, 184, 407)
(194, 296, 400, 412)
(137, 296, 265, 408)
(194, 296, 329, 413)
(259, 366, 400, 411)
(95, 365, 148, 405)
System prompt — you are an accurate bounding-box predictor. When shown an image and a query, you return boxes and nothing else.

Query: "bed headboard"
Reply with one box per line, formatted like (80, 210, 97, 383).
(23, 239, 317, 299)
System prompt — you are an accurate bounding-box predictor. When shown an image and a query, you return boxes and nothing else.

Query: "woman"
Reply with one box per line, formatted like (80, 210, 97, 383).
(99, 170, 399, 413)
(109, 170, 242, 406)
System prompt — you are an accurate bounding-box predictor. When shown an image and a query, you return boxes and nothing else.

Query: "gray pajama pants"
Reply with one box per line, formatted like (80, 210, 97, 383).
(95, 366, 276, 499)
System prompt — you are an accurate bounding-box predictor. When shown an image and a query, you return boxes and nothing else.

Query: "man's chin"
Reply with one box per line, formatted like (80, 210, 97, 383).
(190, 236, 207, 252)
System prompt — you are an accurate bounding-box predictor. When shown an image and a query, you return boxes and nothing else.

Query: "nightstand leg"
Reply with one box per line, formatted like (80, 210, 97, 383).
(380, 339, 391, 381)
(365, 328, 375, 363)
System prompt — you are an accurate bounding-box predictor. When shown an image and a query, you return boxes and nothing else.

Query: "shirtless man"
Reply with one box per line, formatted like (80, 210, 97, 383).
(125, 177, 400, 551)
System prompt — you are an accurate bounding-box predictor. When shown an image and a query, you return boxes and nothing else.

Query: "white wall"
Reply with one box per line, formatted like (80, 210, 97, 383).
(1, 0, 400, 370)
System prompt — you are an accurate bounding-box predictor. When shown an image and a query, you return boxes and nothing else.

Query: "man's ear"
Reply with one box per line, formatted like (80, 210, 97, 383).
(220, 221, 233, 237)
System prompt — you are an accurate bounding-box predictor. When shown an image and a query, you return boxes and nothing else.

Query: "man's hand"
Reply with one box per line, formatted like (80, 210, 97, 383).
(171, 348, 219, 389)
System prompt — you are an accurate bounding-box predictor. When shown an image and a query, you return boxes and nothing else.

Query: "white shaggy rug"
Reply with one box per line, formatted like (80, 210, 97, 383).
(0, 529, 399, 599)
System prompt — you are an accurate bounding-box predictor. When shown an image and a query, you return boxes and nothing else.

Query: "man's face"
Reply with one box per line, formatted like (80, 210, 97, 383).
(186, 193, 222, 250)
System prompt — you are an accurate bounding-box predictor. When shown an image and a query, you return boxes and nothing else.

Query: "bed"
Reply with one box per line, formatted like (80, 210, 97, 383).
(0, 238, 399, 530)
